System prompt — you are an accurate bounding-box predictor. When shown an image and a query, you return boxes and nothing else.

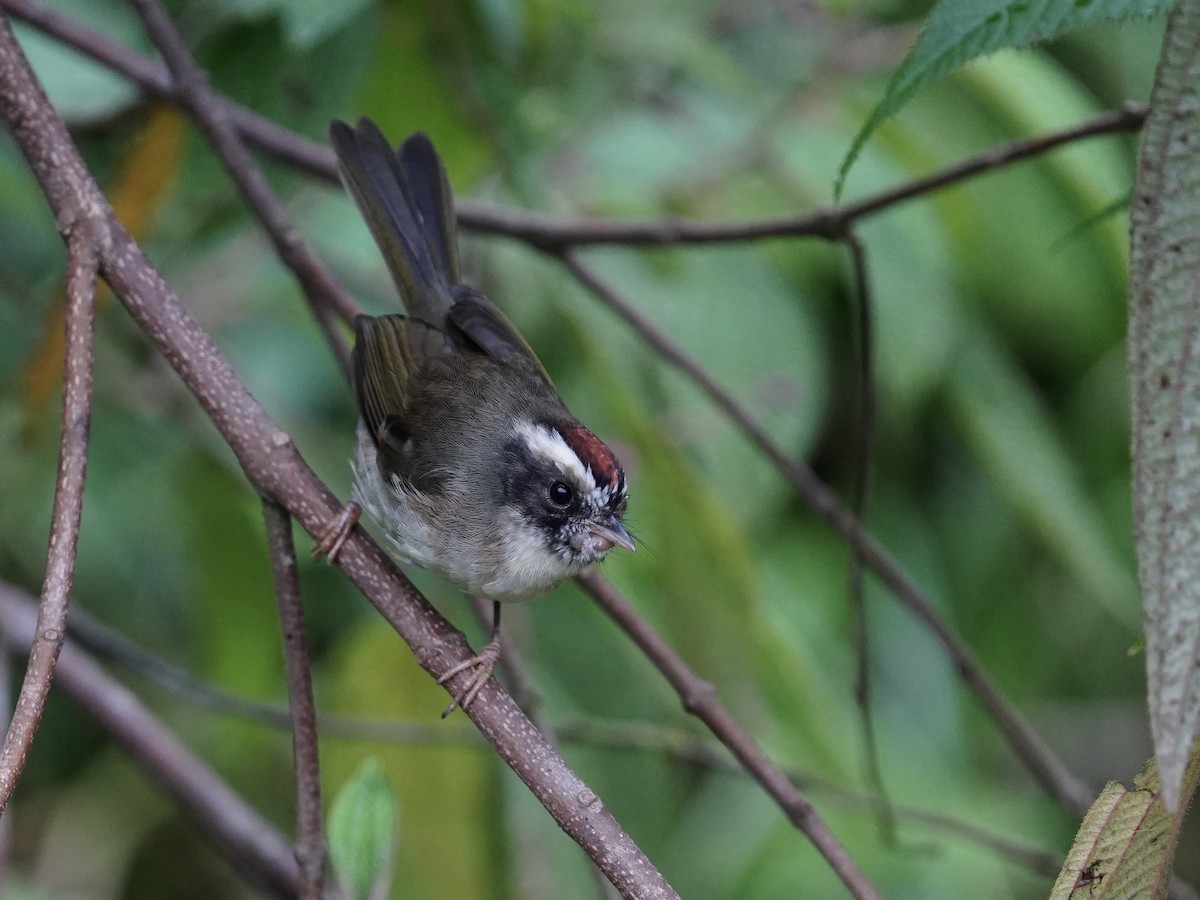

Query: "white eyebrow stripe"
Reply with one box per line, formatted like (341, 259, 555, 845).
(514, 421, 591, 485)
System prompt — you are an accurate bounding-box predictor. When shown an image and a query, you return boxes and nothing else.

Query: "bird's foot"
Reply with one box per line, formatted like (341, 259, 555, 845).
(313, 501, 361, 562)
(438, 639, 501, 717)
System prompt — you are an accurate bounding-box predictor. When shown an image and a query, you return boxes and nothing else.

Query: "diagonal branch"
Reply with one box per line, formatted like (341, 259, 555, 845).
(0, 231, 97, 815)
(578, 570, 882, 900)
(0, 14, 677, 899)
(559, 251, 1096, 816)
(263, 501, 326, 900)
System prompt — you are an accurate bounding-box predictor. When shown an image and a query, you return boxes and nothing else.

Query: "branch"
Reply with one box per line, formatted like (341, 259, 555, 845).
(0, 583, 301, 898)
(263, 501, 326, 900)
(0, 14, 676, 899)
(559, 252, 1097, 816)
(458, 98, 1143, 246)
(562, 716, 1064, 879)
(577, 570, 881, 900)
(0, 231, 96, 815)
(843, 231, 893, 839)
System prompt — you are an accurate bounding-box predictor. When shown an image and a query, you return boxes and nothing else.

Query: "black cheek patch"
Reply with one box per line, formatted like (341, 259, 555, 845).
(499, 438, 572, 532)
(499, 438, 532, 500)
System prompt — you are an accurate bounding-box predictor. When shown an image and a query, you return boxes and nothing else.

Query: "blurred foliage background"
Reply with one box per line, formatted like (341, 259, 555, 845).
(0, 0, 1187, 897)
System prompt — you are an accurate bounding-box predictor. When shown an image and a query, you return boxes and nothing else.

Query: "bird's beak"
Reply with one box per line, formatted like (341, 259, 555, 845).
(588, 517, 636, 553)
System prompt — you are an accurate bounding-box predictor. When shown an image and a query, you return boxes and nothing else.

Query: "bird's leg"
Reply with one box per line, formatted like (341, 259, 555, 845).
(313, 501, 361, 562)
(438, 600, 502, 717)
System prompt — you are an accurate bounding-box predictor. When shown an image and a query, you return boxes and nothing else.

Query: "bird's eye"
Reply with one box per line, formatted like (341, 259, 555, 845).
(549, 481, 574, 506)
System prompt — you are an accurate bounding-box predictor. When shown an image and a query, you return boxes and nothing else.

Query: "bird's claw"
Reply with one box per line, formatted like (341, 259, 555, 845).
(314, 501, 361, 562)
(438, 639, 501, 716)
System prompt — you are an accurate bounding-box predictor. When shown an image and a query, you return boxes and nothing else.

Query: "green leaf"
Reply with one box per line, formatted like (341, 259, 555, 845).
(1129, 0, 1200, 814)
(328, 759, 398, 900)
(1049, 751, 1200, 899)
(836, 0, 1173, 198)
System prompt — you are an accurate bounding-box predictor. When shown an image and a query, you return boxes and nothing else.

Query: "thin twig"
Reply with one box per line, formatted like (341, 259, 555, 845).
(0, 234, 97, 815)
(843, 231, 894, 841)
(445, 103, 1146, 246)
(263, 501, 326, 900)
(553, 718, 1065, 879)
(559, 251, 1096, 817)
(127, 0, 357, 376)
(0, 0, 1145, 247)
(61, 595, 481, 743)
(0, 584, 301, 897)
(0, 16, 677, 898)
(577, 569, 882, 900)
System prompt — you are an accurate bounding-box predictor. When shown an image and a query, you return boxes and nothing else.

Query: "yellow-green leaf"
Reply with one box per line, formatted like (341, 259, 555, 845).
(1049, 751, 1200, 899)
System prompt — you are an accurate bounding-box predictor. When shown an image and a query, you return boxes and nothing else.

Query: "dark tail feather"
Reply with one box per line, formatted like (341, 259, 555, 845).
(396, 133, 460, 292)
(329, 118, 460, 324)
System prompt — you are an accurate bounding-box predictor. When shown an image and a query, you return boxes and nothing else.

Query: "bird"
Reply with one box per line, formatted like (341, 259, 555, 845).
(318, 117, 634, 715)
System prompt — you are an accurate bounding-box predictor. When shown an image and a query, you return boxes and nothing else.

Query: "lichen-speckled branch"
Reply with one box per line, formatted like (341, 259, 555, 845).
(0, 231, 96, 815)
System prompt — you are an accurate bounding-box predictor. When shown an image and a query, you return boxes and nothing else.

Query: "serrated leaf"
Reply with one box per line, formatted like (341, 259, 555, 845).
(836, 0, 1173, 198)
(1049, 752, 1200, 899)
(1129, 0, 1200, 814)
(329, 759, 398, 900)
